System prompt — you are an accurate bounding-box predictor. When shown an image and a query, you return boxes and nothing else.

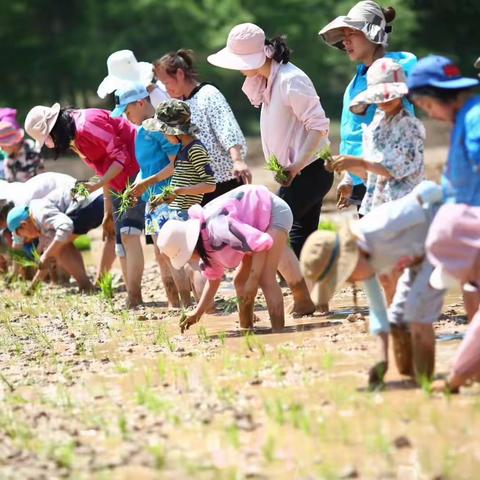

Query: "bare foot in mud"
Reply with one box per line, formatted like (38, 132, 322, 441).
(126, 295, 144, 310)
(368, 361, 388, 389)
(432, 379, 459, 394)
(287, 299, 316, 318)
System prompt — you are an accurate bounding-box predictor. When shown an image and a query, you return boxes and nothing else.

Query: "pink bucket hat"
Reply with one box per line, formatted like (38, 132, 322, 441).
(426, 204, 480, 290)
(0, 121, 24, 148)
(24, 103, 61, 149)
(349, 58, 408, 115)
(207, 23, 267, 71)
(0, 108, 21, 130)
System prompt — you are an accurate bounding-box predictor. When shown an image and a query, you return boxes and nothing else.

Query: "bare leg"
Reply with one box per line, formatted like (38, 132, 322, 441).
(259, 229, 287, 332)
(56, 242, 93, 291)
(278, 246, 315, 317)
(463, 290, 480, 322)
(234, 256, 255, 328)
(187, 257, 215, 313)
(154, 244, 180, 308)
(94, 236, 116, 284)
(379, 271, 400, 306)
(121, 234, 144, 308)
(411, 322, 435, 382)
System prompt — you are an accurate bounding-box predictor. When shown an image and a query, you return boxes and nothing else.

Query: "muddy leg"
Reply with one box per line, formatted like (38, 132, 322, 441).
(390, 323, 414, 376)
(234, 257, 254, 329)
(278, 245, 315, 316)
(155, 244, 180, 308)
(411, 323, 435, 382)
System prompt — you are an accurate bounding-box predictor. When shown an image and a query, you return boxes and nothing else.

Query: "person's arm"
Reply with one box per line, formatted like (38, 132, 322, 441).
(131, 157, 175, 198)
(83, 162, 124, 193)
(180, 278, 222, 332)
(102, 185, 115, 240)
(230, 145, 252, 184)
(331, 155, 391, 179)
(174, 182, 215, 197)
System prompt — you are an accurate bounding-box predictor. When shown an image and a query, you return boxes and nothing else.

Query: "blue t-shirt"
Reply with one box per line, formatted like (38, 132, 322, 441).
(443, 96, 480, 206)
(340, 51, 417, 185)
(135, 127, 180, 201)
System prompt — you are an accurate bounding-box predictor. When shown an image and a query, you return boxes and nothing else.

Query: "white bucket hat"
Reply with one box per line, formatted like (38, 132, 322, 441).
(319, 1, 390, 50)
(24, 103, 61, 149)
(208, 23, 267, 71)
(156, 219, 201, 270)
(349, 58, 408, 115)
(97, 50, 154, 99)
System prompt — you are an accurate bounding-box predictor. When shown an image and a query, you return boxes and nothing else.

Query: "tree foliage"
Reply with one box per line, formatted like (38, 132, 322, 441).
(0, 0, 478, 134)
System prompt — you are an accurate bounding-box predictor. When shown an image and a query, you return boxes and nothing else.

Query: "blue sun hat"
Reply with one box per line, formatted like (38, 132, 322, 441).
(7, 205, 30, 233)
(110, 82, 149, 118)
(408, 55, 480, 91)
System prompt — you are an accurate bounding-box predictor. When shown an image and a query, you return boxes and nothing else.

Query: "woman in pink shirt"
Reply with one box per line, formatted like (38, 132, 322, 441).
(208, 23, 333, 260)
(158, 185, 293, 332)
(25, 104, 144, 308)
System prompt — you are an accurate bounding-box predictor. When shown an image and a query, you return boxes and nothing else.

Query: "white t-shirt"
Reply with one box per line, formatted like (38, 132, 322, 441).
(150, 83, 169, 107)
(0, 172, 76, 206)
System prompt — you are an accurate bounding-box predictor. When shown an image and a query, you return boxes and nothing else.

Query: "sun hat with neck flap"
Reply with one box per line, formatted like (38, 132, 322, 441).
(207, 23, 268, 71)
(24, 103, 61, 149)
(319, 0, 392, 50)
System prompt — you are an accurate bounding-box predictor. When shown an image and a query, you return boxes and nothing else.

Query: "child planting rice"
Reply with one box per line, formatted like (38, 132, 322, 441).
(157, 184, 294, 332)
(300, 181, 446, 387)
(24, 103, 144, 308)
(110, 83, 192, 308)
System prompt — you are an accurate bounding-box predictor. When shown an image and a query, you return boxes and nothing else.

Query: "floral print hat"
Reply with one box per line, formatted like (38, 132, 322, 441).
(349, 57, 408, 115)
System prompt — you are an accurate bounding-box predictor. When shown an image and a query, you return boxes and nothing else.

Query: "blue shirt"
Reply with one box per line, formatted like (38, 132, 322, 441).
(135, 127, 180, 201)
(340, 51, 417, 185)
(443, 96, 480, 206)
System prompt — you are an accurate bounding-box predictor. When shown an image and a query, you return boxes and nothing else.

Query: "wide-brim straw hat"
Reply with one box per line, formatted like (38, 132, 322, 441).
(300, 219, 359, 307)
(156, 219, 201, 270)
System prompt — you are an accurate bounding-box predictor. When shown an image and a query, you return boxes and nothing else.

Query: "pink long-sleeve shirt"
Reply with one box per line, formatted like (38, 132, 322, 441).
(249, 62, 330, 168)
(188, 185, 275, 280)
(71, 109, 138, 192)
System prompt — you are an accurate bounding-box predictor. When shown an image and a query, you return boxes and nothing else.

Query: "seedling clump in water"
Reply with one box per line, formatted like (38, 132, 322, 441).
(266, 154, 288, 184)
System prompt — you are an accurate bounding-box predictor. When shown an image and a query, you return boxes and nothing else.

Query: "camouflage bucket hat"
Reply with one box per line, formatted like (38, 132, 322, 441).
(143, 99, 200, 136)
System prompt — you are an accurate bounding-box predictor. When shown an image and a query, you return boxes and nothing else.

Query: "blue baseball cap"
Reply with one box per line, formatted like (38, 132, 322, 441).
(7, 205, 30, 233)
(408, 55, 480, 91)
(110, 82, 149, 118)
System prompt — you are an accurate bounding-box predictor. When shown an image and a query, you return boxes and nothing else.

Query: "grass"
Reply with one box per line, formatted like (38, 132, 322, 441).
(266, 154, 288, 183)
(73, 235, 91, 251)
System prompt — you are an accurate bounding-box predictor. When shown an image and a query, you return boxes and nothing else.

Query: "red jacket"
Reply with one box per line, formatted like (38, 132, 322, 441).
(72, 109, 138, 192)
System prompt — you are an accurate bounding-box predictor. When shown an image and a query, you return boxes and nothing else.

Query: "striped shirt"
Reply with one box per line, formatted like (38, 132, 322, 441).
(170, 140, 216, 211)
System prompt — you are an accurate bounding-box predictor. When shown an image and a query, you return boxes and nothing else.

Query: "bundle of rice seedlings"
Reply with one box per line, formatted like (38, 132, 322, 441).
(149, 185, 176, 211)
(112, 183, 135, 217)
(70, 181, 90, 202)
(318, 145, 334, 164)
(318, 219, 338, 232)
(8, 248, 40, 268)
(266, 154, 288, 184)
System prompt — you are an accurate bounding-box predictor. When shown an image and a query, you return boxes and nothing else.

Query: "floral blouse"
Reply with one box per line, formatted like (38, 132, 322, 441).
(4, 139, 44, 182)
(185, 83, 247, 184)
(359, 109, 425, 216)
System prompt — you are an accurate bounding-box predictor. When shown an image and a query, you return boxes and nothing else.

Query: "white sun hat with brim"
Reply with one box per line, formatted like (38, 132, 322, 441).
(156, 219, 201, 270)
(319, 1, 390, 51)
(207, 23, 267, 71)
(97, 50, 154, 99)
(349, 57, 408, 115)
(24, 103, 61, 149)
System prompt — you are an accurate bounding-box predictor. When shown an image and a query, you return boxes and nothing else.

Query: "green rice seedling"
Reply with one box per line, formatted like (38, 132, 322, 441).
(50, 441, 75, 469)
(225, 424, 240, 449)
(197, 325, 209, 343)
(318, 219, 338, 232)
(149, 185, 176, 211)
(70, 181, 90, 202)
(419, 374, 434, 397)
(266, 154, 288, 183)
(155, 325, 175, 352)
(98, 272, 114, 300)
(217, 296, 239, 315)
(112, 183, 135, 217)
(321, 351, 335, 371)
(8, 248, 40, 268)
(262, 434, 276, 463)
(118, 413, 128, 439)
(149, 444, 167, 470)
(317, 145, 334, 164)
(73, 235, 91, 251)
(289, 402, 312, 434)
(244, 330, 265, 356)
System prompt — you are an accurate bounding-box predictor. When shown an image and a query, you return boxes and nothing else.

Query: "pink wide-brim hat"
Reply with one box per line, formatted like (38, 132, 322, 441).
(0, 121, 24, 148)
(208, 23, 267, 71)
(24, 103, 61, 149)
(426, 204, 480, 289)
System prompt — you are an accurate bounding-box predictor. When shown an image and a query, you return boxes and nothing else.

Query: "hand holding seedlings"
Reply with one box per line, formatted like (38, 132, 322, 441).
(70, 181, 91, 202)
(149, 186, 177, 212)
(179, 309, 200, 333)
(318, 146, 335, 172)
(112, 183, 135, 217)
(266, 154, 289, 185)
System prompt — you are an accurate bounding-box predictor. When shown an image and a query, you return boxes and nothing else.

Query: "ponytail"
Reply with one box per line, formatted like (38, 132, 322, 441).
(154, 49, 199, 81)
(265, 35, 291, 64)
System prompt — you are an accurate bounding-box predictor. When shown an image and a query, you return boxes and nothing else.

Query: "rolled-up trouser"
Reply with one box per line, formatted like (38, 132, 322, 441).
(278, 159, 333, 258)
(112, 196, 145, 257)
(389, 259, 445, 325)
